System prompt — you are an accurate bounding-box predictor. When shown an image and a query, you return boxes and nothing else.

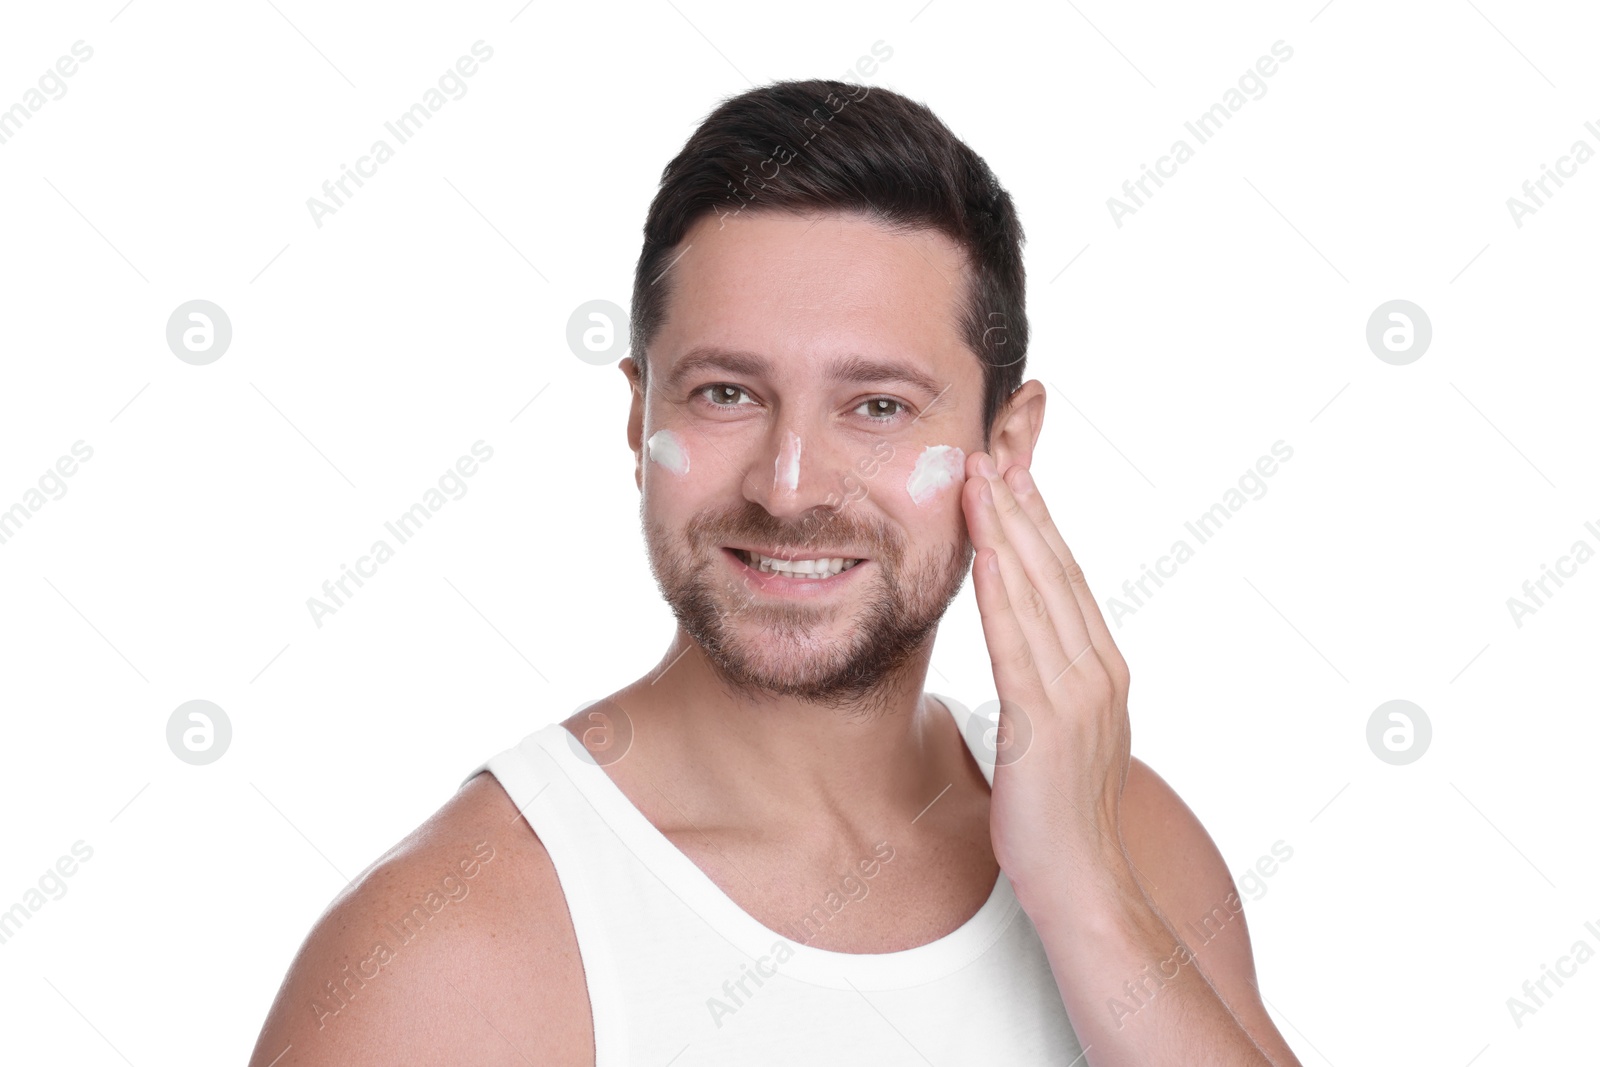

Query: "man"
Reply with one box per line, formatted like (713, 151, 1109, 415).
(249, 80, 1301, 1065)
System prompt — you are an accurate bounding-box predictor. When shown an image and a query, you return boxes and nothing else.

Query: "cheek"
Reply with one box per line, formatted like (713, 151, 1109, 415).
(642, 428, 725, 526)
(645, 429, 691, 476)
(642, 430, 703, 523)
(844, 442, 968, 546)
(903, 444, 966, 507)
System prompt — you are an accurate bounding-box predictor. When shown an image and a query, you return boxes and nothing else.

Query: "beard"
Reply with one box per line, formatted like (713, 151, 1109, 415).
(642, 496, 974, 714)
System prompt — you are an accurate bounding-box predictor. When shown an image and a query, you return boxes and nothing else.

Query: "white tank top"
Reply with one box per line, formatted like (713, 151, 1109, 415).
(462, 693, 1084, 1063)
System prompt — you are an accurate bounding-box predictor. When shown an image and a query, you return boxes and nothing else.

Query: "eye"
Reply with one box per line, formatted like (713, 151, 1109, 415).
(855, 397, 909, 421)
(696, 383, 755, 408)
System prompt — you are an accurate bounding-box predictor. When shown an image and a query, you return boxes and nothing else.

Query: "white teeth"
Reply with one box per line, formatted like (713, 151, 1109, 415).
(741, 551, 863, 579)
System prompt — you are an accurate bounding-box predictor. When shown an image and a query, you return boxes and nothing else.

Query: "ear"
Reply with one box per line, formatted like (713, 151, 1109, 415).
(988, 379, 1045, 474)
(621, 356, 645, 491)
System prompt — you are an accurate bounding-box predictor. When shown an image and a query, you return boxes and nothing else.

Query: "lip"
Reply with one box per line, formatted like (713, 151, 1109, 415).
(722, 546, 871, 596)
(724, 543, 871, 563)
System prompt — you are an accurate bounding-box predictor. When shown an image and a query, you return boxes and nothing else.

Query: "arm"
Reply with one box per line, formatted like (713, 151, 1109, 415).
(1019, 774, 1290, 1065)
(245, 773, 591, 1066)
(961, 449, 1300, 1065)
(1117, 757, 1300, 1062)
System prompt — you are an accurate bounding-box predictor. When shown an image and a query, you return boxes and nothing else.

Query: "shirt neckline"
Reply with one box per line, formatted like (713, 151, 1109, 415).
(534, 691, 1020, 990)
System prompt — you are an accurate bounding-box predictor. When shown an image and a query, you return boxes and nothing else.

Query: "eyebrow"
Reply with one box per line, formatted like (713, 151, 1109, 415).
(662, 346, 947, 400)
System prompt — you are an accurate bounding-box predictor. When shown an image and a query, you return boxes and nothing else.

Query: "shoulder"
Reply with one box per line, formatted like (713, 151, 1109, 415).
(1119, 756, 1299, 1062)
(247, 770, 592, 1067)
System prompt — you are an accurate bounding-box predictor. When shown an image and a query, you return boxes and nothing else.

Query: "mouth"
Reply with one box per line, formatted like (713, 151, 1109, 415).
(723, 546, 868, 582)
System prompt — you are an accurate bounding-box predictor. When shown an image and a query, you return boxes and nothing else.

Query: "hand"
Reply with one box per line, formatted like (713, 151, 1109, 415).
(961, 451, 1136, 907)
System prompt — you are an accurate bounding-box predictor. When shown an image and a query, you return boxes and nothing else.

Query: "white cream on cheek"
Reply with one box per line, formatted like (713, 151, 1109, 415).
(774, 430, 801, 492)
(646, 429, 690, 475)
(906, 444, 965, 505)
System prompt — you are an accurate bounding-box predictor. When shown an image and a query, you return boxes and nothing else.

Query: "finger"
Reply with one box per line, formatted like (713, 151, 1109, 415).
(1001, 463, 1129, 689)
(963, 464, 1074, 691)
(967, 542, 1052, 717)
(976, 453, 1102, 690)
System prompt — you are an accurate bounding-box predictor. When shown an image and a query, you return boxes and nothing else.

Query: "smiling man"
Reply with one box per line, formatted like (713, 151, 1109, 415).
(249, 80, 1301, 1065)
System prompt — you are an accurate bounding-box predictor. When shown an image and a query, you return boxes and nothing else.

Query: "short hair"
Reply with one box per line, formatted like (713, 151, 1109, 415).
(629, 78, 1028, 443)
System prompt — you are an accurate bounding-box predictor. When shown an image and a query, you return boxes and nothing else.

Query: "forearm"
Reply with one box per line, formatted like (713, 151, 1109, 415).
(1021, 859, 1273, 1067)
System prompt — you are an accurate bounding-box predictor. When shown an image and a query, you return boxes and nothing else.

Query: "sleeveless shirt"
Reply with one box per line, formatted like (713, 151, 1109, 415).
(461, 693, 1084, 1063)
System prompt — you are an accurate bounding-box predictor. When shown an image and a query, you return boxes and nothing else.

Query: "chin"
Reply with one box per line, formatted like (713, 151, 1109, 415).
(706, 616, 931, 709)
(712, 625, 857, 681)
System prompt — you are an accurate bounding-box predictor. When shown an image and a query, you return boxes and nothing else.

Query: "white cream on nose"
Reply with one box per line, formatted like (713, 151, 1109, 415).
(774, 430, 802, 492)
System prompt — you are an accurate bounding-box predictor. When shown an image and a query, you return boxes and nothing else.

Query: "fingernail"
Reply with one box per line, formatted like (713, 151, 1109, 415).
(1010, 467, 1035, 495)
(980, 478, 994, 505)
(987, 550, 999, 574)
(978, 453, 998, 479)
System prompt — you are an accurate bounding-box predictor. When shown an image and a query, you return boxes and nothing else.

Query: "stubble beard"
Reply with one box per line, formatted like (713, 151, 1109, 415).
(642, 498, 973, 714)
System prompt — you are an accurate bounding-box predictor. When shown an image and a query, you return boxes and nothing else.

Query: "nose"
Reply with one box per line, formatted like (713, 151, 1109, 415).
(743, 422, 843, 522)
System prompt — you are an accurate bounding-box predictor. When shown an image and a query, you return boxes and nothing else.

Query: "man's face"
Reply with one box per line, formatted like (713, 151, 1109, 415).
(630, 210, 985, 706)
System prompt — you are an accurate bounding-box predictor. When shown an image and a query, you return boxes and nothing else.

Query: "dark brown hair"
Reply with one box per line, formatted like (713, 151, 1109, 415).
(630, 79, 1028, 443)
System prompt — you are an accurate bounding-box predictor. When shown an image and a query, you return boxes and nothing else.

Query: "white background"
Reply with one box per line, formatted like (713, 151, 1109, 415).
(1, 0, 1596, 1063)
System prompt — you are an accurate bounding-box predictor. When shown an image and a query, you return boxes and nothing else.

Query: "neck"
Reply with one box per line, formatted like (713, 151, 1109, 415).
(602, 629, 974, 837)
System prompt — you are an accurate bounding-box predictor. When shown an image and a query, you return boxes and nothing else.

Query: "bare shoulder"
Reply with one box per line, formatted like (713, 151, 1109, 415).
(247, 770, 593, 1067)
(1120, 757, 1302, 1065)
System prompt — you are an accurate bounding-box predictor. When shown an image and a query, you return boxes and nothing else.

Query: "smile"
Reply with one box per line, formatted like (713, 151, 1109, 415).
(729, 550, 870, 585)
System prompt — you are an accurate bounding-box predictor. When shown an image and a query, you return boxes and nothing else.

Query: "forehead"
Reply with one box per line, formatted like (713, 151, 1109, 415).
(652, 210, 976, 386)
